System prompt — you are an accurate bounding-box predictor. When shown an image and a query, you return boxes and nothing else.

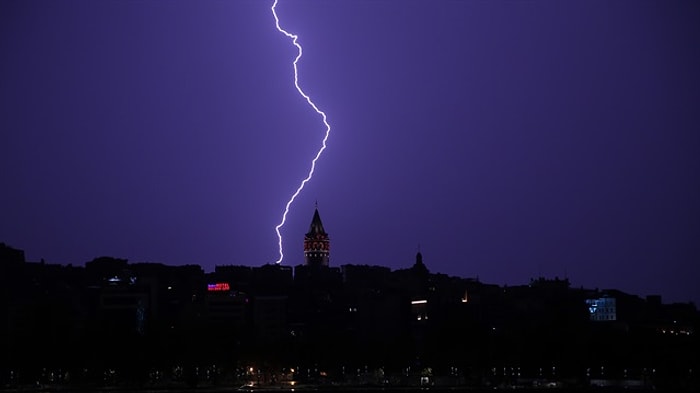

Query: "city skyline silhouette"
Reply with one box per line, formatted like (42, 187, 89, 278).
(1, 0, 698, 306)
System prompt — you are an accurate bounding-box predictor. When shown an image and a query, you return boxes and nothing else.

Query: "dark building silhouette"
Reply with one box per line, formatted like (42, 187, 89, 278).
(0, 208, 699, 390)
(0, 242, 25, 263)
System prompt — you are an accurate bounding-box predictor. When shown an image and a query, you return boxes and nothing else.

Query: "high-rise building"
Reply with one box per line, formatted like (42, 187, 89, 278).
(303, 204, 330, 267)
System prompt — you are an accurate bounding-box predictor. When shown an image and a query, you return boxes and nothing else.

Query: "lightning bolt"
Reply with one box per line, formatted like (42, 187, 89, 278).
(271, 0, 331, 264)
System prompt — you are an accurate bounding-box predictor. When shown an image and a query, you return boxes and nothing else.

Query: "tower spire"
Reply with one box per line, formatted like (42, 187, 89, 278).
(304, 204, 330, 267)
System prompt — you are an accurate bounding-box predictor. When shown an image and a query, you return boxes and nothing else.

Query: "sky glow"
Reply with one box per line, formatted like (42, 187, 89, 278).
(0, 0, 698, 305)
(271, 0, 332, 265)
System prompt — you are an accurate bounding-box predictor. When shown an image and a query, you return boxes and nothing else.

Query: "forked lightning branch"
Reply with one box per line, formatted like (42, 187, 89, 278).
(270, 0, 332, 264)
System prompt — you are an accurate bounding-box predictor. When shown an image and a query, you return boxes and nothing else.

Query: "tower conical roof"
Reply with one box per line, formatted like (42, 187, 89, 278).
(306, 207, 326, 236)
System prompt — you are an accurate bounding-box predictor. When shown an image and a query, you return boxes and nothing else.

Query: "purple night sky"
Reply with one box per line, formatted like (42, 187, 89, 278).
(1, 1, 699, 304)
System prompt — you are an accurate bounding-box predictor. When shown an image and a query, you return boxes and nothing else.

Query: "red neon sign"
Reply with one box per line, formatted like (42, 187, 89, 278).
(207, 282, 230, 292)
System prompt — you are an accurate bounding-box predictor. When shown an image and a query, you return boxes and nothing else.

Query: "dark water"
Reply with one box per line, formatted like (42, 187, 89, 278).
(0, 387, 675, 393)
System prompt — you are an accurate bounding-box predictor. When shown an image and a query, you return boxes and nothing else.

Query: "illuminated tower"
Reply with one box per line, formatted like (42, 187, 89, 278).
(304, 204, 330, 267)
